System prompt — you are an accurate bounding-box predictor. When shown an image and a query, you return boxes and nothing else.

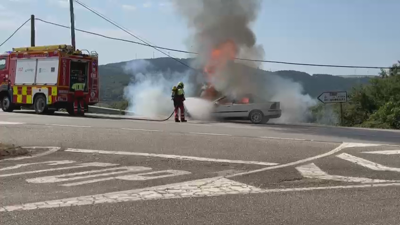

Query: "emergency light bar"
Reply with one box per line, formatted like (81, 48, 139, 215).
(12, 45, 75, 53)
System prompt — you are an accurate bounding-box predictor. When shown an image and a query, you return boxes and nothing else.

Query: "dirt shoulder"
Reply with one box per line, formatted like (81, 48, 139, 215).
(0, 143, 29, 159)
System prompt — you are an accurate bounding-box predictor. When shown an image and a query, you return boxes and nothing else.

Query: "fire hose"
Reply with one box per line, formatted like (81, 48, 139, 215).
(134, 96, 223, 122)
(116, 104, 190, 122)
(108, 96, 223, 122)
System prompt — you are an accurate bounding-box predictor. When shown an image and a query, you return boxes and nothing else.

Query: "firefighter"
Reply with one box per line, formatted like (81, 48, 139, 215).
(71, 73, 86, 115)
(172, 82, 186, 122)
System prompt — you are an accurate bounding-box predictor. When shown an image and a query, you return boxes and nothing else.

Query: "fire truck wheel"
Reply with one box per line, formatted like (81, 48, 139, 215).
(33, 95, 48, 114)
(1, 94, 14, 112)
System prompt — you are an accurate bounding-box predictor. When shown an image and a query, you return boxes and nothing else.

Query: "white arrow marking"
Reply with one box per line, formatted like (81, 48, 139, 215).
(62, 170, 191, 187)
(337, 153, 400, 172)
(26, 166, 152, 184)
(296, 163, 398, 183)
(3, 177, 400, 212)
(65, 148, 278, 166)
(362, 150, 400, 155)
(0, 162, 117, 178)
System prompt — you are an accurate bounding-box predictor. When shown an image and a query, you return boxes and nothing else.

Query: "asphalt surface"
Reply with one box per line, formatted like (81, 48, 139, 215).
(1, 111, 400, 224)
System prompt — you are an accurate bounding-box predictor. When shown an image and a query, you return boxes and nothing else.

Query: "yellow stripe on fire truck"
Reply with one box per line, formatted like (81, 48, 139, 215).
(12, 86, 58, 105)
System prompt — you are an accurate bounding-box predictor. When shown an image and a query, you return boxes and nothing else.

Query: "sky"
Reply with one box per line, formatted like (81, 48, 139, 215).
(0, 0, 399, 76)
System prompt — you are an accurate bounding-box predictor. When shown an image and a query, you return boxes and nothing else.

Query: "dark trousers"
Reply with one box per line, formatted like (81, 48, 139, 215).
(174, 101, 185, 120)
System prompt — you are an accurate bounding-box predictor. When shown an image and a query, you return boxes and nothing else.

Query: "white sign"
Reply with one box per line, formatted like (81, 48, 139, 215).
(318, 91, 347, 103)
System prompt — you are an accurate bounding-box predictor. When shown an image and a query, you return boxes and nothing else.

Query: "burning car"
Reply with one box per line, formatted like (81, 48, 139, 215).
(210, 94, 281, 124)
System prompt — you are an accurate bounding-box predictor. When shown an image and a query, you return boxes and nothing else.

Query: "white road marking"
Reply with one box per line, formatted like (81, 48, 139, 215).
(46, 124, 91, 128)
(26, 166, 151, 184)
(362, 150, 400, 155)
(260, 136, 309, 141)
(188, 132, 231, 136)
(121, 128, 161, 132)
(0, 160, 75, 171)
(62, 169, 191, 187)
(64, 148, 279, 166)
(296, 163, 398, 183)
(3, 177, 400, 212)
(337, 153, 400, 172)
(227, 142, 382, 178)
(2, 147, 61, 161)
(117, 170, 191, 181)
(0, 177, 263, 212)
(0, 121, 25, 125)
(0, 162, 117, 178)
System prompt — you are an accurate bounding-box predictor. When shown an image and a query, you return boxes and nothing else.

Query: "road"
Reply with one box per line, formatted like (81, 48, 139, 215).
(1, 111, 400, 224)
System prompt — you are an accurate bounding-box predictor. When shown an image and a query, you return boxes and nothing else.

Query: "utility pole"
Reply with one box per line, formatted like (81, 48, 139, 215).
(30, 15, 35, 47)
(69, 0, 76, 50)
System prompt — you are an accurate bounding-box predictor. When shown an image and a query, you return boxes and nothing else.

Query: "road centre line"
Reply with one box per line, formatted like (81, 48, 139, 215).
(121, 128, 161, 132)
(64, 148, 279, 166)
(46, 124, 91, 128)
(0, 121, 25, 125)
(188, 132, 231, 136)
(227, 142, 382, 178)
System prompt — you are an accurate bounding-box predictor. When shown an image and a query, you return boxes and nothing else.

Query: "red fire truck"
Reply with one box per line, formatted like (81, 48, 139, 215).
(0, 44, 99, 116)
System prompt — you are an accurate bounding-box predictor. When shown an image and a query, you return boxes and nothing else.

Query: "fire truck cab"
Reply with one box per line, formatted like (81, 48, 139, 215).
(0, 44, 99, 116)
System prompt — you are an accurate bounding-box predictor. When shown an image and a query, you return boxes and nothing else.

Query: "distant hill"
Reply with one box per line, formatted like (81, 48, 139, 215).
(98, 57, 372, 105)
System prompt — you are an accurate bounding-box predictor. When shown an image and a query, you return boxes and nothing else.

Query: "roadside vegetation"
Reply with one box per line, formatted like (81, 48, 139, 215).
(311, 61, 400, 129)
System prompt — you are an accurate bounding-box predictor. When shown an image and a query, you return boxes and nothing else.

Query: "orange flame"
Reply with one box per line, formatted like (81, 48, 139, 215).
(241, 97, 249, 104)
(201, 40, 238, 100)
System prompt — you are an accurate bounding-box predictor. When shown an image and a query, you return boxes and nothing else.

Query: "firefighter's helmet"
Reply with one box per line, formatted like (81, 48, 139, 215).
(177, 82, 184, 88)
(172, 86, 177, 91)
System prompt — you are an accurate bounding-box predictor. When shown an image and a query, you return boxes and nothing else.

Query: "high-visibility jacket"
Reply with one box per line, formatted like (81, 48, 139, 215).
(72, 83, 85, 91)
(173, 88, 185, 102)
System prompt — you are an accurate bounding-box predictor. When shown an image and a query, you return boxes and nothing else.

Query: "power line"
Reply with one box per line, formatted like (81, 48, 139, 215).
(37, 17, 391, 70)
(0, 18, 31, 48)
(73, 0, 199, 72)
(35, 18, 193, 54)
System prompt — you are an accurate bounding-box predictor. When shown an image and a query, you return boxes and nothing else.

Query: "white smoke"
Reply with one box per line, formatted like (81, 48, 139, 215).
(123, 60, 195, 117)
(263, 75, 317, 123)
(184, 97, 215, 120)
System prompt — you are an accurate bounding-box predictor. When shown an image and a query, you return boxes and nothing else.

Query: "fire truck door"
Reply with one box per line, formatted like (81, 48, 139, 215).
(0, 56, 9, 91)
(69, 60, 89, 92)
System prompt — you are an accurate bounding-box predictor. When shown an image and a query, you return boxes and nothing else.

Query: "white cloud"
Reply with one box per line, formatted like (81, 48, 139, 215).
(122, 4, 137, 11)
(0, 4, 5, 10)
(143, 2, 152, 8)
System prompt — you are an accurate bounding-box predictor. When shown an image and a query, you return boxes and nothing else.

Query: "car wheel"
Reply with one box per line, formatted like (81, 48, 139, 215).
(249, 110, 264, 124)
(1, 94, 14, 112)
(34, 95, 48, 114)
